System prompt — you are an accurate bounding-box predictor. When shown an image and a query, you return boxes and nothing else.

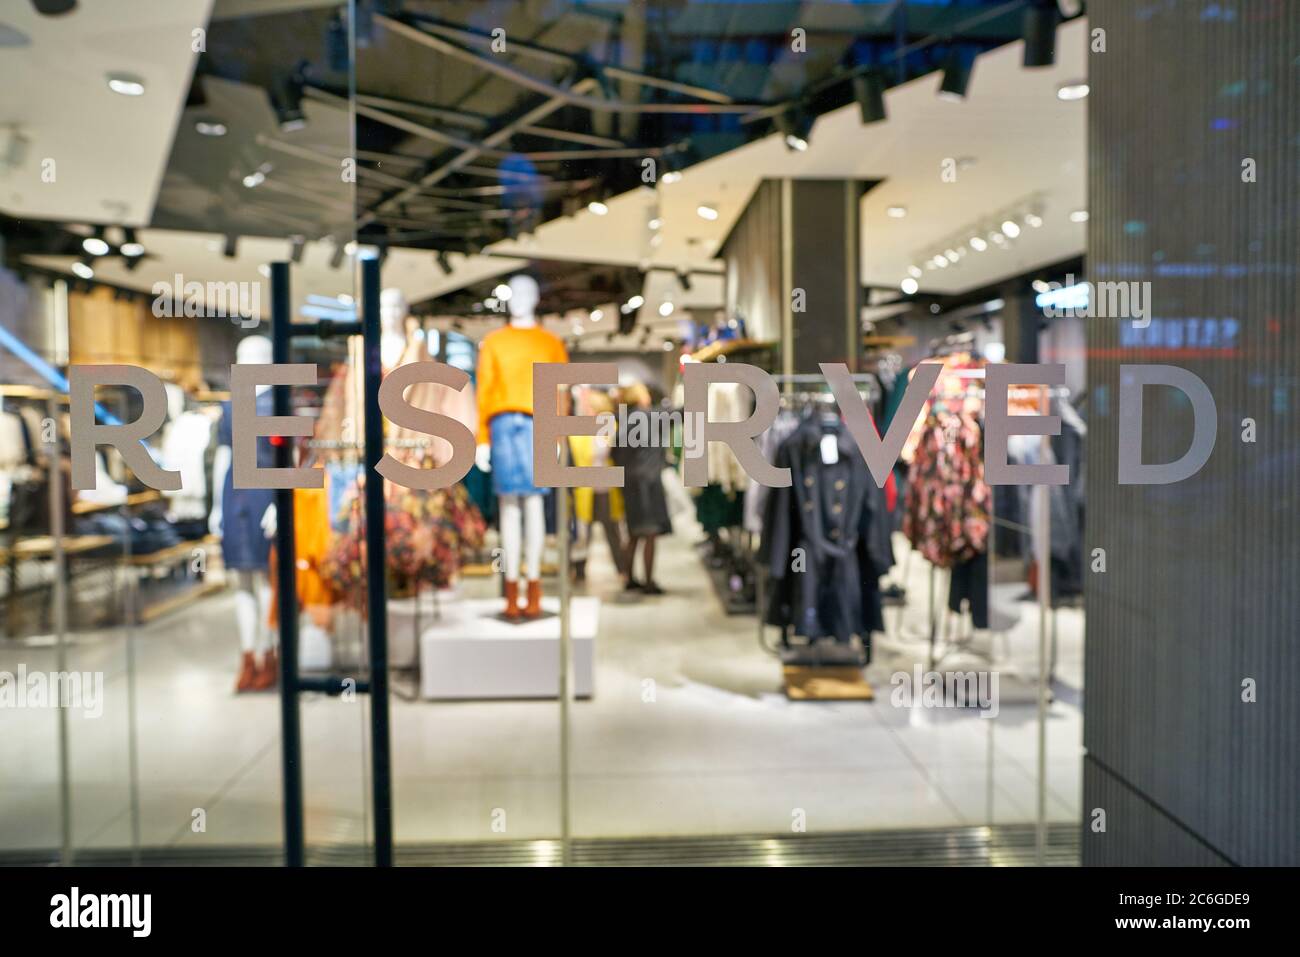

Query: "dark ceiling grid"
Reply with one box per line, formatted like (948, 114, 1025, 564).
(131, 1, 1062, 317)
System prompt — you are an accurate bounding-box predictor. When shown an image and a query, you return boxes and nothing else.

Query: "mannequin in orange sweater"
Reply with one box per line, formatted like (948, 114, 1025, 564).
(475, 274, 568, 620)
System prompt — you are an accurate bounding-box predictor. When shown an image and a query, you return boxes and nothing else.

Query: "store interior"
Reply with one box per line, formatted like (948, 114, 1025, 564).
(0, 1, 1096, 863)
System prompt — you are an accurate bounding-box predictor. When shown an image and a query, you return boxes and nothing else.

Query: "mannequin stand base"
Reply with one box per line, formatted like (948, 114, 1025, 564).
(783, 665, 874, 701)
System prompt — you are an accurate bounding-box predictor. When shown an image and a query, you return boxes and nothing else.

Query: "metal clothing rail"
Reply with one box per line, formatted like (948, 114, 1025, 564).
(271, 257, 392, 867)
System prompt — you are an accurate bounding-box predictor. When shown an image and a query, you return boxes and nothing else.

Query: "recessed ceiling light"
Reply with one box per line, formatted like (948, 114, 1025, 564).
(120, 242, 144, 257)
(627, 294, 644, 309)
(658, 301, 674, 317)
(886, 206, 907, 218)
(696, 204, 719, 221)
(944, 248, 960, 263)
(258, 264, 271, 278)
(907, 265, 923, 278)
(344, 240, 358, 255)
(1032, 279, 1051, 293)
(106, 73, 145, 97)
(661, 171, 682, 184)
(969, 236, 988, 252)
(589, 309, 602, 322)
(1056, 82, 1090, 101)
(242, 171, 266, 188)
(71, 261, 94, 280)
(1001, 220, 1021, 238)
(195, 119, 227, 137)
(662, 340, 675, 352)
(901, 277, 919, 295)
(493, 283, 512, 301)
(81, 236, 109, 256)
(648, 218, 662, 230)
(1070, 209, 1090, 223)
(1024, 212, 1044, 228)
(587, 200, 609, 216)
(784, 134, 809, 152)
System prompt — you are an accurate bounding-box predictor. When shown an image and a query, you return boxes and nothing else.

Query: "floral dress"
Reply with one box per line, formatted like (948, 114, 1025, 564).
(903, 409, 989, 568)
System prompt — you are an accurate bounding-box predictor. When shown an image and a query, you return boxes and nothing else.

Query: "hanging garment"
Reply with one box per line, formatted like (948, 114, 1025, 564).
(706, 381, 751, 492)
(161, 410, 214, 522)
(903, 409, 989, 568)
(388, 334, 478, 468)
(322, 476, 487, 599)
(0, 411, 26, 469)
(218, 391, 277, 571)
(612, 439, 672, 537)
(568, 433, 625, 524)
(760, 417, 893, 645)
(743, 408, 800, 535)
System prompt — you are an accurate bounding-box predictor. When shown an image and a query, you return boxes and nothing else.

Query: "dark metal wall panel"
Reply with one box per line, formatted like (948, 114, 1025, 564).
(722, 179, 784, 344)
(1084, 0, 1299, 866)
(790, 179, 860, 372)
(1082, 757, 1230, 867)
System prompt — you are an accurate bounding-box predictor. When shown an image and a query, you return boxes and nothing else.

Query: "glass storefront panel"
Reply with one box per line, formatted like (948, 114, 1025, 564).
(1, 0, 1295, 871)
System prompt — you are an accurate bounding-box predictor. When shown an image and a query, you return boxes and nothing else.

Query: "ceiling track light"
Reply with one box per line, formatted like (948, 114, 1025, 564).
(82, 226, 110, 257)
(31, 0, 78, 15)
(289, 234, 305, 264)
(120, 227, 144, 258)
(677, 270, 692, 292)
(195, 118, 227, 137)
(1022, 3, 1059, 68)
(775, 107, 813, 152)
(223, 235, 238, 259)
(268, 71, 307, 132)
(329, 240, 345, 270)
(436, 250, 453, 275)
(852, 72, 887, 124)
(106, 73, 145, 97)
(938, 50, 972, 102)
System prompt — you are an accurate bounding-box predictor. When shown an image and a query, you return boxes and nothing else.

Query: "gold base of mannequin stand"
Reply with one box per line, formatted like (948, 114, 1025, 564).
(782, 665, 874, 701)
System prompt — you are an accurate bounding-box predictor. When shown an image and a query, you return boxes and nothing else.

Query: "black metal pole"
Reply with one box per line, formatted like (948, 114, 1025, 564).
(270, 260, 305, 868)
(360, 255, 394, 866)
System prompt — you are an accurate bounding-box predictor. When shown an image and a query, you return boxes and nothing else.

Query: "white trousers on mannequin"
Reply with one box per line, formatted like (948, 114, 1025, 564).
(233, 569, 272, 654)
(499, 493, 544, 581)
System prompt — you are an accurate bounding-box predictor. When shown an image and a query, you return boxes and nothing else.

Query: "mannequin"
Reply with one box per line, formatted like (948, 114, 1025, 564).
(379, 287, 411, 369)
(211, 335, 279, 693)
(475, 274, 567, 620)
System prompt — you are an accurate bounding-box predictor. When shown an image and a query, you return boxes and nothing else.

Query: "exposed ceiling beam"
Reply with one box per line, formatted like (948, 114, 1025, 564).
(405, 11, 739, 105)
(377, 14, 765, 115)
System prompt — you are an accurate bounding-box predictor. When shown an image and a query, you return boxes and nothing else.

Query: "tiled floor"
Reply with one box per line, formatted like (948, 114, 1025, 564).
(0, 523, 1083, 854)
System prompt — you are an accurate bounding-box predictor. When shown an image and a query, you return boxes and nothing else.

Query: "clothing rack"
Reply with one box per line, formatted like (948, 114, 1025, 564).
(755, 371, 883, 675)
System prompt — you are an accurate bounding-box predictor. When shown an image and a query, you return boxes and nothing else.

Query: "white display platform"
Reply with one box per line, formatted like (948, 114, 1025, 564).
(419, 596, 597, 700)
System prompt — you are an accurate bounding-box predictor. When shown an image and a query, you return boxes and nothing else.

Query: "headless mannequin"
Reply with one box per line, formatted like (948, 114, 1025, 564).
(211, 335, 278, 692)
(477, 275, 547, 616)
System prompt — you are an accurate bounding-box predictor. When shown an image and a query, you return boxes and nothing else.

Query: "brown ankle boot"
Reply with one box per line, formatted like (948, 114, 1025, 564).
(523, 579, 543, 619)
(251, 648, 278, 691)
(235, 651, 257, 693)
(503, 580, 523, 621)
